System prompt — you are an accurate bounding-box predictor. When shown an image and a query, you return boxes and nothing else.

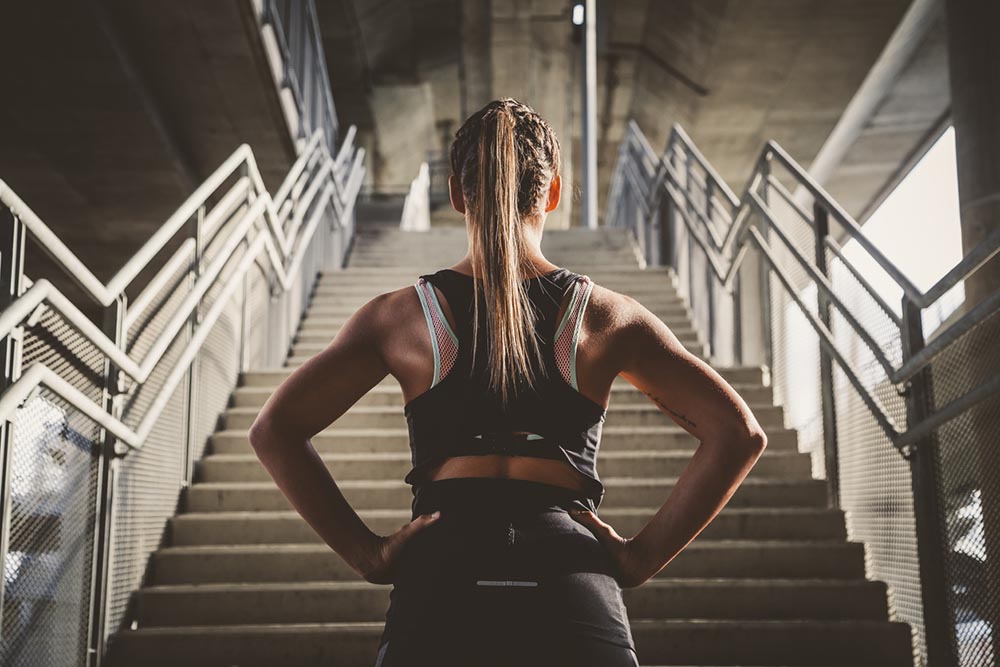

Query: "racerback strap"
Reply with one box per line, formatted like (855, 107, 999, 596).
(414, 277, 459, 386)
(553, 275, 594, 389)
(414, 272, 593, 389)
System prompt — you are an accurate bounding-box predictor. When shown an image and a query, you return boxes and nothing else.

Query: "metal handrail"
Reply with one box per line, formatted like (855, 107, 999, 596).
(607, 120, 1000, 456)
(0, 127, 364, 451)
(255, 0, 340, 155)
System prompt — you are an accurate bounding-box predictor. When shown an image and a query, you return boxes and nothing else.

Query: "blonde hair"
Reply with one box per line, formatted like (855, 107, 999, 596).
(449, 98, 562, 406)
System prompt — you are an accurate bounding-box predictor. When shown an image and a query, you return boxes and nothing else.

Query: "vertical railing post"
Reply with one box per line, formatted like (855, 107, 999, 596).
(757, 153, 774, 376)
(658, 163, 676, 272)
(705, 179, 716, 361)
(647, 190, 661, 267)
(240, 257, 253, 373)
(900, 298, 958, 667)
(86, 293, 127, 666)
(0, 207, 26, 642)
(180, 205, 205, 487)
(634, 180, 648, 265)
(732, 268, 743, 365)
(813, 203, 840, 507)
(684, 151, 697, 323)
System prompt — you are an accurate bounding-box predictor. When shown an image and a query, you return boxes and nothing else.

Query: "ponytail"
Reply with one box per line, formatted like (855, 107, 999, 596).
(450, 99, 561, 408)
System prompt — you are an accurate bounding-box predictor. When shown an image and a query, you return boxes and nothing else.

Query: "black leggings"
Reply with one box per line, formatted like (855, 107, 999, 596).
(374, 477, 640, 667)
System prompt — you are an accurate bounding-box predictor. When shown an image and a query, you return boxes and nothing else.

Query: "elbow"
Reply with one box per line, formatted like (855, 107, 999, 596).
(248, 409, 309, 454)
(742, 426, 768, 457)
(247, 412, 278, 453)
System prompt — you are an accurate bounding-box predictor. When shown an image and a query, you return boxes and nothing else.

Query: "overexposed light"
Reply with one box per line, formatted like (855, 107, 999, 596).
(572, 4, 584, 25)
(840, 126, 964, 335)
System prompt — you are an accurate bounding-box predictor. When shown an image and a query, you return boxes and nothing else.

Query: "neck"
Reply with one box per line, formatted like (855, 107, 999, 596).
(456, 215, 557, 277)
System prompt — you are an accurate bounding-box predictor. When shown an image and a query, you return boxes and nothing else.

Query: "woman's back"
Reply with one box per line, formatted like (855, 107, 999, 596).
(402, 266, 610, 514)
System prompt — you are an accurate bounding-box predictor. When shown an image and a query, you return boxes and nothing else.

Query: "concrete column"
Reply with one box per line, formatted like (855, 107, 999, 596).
(490, 0, 575, 229)
(370, 83, 438, 193)
(944, 0, 1000, 308)
(459, 0, 492, 119)
(942, 0, 1000, 659)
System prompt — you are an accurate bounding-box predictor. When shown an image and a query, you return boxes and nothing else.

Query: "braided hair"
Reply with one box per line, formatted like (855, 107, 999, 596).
(448, 98, 563, 406)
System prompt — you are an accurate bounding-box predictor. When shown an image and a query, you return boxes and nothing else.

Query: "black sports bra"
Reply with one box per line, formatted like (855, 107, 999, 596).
(402, 267, 607, 515)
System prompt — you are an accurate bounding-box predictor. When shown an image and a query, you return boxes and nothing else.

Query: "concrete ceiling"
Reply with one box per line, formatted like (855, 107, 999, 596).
(0, 0, 294, 315)
(317, 0, 929, 227)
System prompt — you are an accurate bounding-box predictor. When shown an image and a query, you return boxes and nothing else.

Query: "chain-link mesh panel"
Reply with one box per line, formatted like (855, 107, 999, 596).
(762, 190, 825, 480)
(834, 360, 924, 663)
(193, 203, 255, 447)
(106, 353, 188, 635)
(928, 305, 1000, 666)
(108, 253, 195, 636)
(1, 306, 106, 667)
(821, 214, 925, 664)
(246, 261, 276, 370)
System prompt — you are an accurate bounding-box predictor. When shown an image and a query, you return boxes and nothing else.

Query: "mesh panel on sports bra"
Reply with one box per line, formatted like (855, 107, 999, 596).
(416, 274, 593, 389)
(415, 277, 459, 384)
(554, 276, 594, 388)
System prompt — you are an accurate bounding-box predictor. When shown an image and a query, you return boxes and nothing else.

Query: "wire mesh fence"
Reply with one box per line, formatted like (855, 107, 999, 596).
(0, 304, 106, 667)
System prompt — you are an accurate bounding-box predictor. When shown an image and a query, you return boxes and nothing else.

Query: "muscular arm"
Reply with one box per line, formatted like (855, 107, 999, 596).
(247, 291, 394, 578)
(614, 292, 768, 583)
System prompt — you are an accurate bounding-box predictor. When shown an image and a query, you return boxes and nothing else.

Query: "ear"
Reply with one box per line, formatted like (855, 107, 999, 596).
(544, 174, 561, 213)
(448, 174, 466, 214)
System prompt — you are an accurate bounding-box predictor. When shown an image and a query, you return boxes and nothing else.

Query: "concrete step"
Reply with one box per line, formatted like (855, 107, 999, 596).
(238, 365, 766, 387)
(223, 387, 782, 430)
(286, 337, 703, 359)
(133, 578, 889, 627)
(183, 477, 826, 513)
(312, 272, 680, 288)
(318, 263, 673, 277)
(228, 387, 780, 420)
(229, 387, 784, 426)
(316, 258, 676, 286)
(314, 273, 686, 292)
(293, 320, 700, 341)
(297, 304, 694, 326)
(106, 618, 914, 666)
(346, 250, 642, 264)
(209, 425, 799, 455)
(349, 258, 637, 273)
(304, 292, 688, 310)
(283, 346, 718, 366)
(151, 539, 864, 586)
(195, 449, 812, 484)
(169, 507, 847, 546)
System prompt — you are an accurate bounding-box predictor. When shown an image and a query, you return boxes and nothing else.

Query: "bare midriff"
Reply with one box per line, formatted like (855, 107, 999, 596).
(424, 454, 592, 493)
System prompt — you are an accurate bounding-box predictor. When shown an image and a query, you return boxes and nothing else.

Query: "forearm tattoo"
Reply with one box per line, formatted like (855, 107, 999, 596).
(642, 390, 698, 428)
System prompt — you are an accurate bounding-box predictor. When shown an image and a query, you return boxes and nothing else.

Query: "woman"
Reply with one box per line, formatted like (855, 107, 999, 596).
(247, 98, 768, 667)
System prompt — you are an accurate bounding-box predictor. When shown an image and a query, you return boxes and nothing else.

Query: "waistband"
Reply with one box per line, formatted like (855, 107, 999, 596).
(410, 477, 592, 520)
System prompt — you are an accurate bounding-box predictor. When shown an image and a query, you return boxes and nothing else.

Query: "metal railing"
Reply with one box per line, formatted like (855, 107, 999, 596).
(606, 119, 1000, 667)
(400, 162, 431, 231)
(0, 123, 364, 665)
(254, 0, 340, 155)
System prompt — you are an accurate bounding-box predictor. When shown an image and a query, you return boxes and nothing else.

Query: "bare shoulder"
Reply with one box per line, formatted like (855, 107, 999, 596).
(582, 282, 650, 369)
(583, 280, 685, 374)
(345, 282, 422, 343)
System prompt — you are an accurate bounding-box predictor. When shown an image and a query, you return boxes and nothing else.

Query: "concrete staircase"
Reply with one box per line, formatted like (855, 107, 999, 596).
(106, 223, 915, 666)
